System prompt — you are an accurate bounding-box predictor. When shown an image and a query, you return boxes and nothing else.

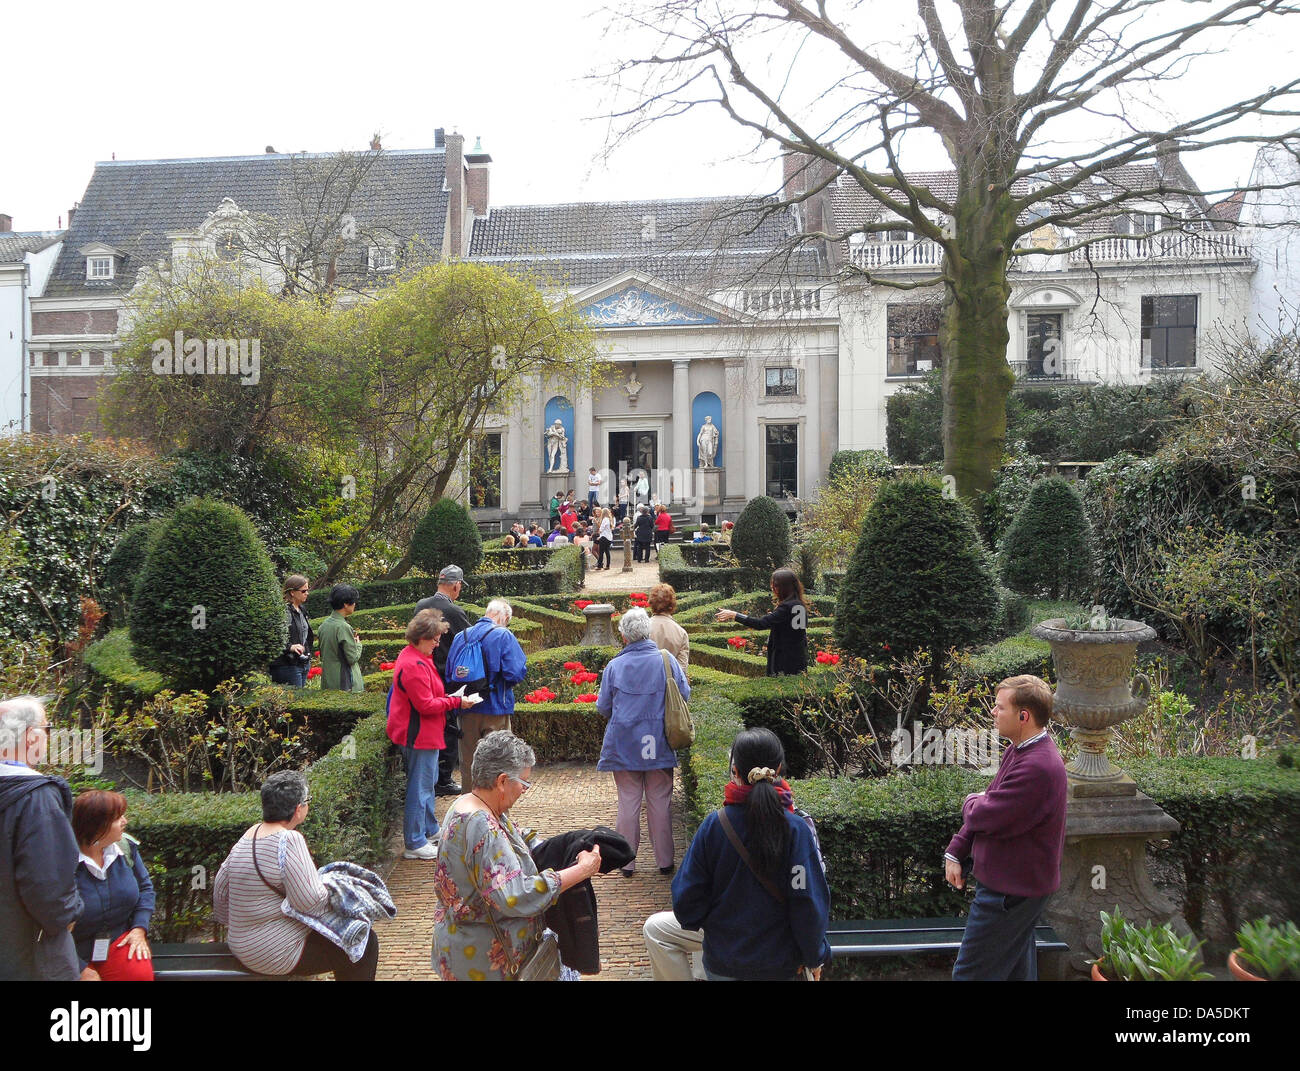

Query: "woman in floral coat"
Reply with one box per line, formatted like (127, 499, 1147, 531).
(431, 732, 601, 980)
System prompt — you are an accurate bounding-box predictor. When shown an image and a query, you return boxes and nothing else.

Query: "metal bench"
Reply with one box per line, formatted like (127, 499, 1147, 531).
(151, 942, 312, 981)
(828, 917, 1068, 966)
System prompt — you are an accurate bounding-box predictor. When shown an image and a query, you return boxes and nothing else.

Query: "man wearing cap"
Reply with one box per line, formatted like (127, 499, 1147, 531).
(415, 566, 470, 795)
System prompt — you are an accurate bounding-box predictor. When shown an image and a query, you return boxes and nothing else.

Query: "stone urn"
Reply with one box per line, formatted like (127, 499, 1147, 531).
(579, 604, 617, 647)
(1030, 617, 1156, 786)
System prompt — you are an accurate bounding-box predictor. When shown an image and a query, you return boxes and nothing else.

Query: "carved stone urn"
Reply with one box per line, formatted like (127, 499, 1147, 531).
(1029, 617, 1157, 785)
(578, 604, 617, 647)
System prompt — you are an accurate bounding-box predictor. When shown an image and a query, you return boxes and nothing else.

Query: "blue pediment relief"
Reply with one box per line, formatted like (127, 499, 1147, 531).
(580, 286, 719, 328)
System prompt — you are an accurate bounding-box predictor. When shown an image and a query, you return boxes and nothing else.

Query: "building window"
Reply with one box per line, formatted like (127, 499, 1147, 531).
(87, 257, 113, 279)
(1025, 313, 1064, 377)
(1142, 295, 1198, 369)
(765, 367, 798, 396)
(369, 246, 396, 272)
(470, 433, 502, 508)
(887, 304, 942, 376)
(765, 424, 798, 499)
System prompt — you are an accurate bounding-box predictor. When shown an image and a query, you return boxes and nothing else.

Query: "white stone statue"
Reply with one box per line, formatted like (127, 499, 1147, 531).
(624, 370, 643, 402)
(696, 414, 720, 468)
(545, 419, 569, 473)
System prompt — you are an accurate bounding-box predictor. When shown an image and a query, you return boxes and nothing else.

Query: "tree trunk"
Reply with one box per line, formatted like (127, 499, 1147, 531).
(940, 180, 1017, 518)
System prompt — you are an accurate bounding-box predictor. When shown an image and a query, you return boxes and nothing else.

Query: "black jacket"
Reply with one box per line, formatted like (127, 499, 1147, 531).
(634, 513, 654, 542)
(0, 771, 81, 980)
(737, 597, 809, 676)
(414, 592, 470, 678)
(531, 827, 634, 974)
(271, 603, 314, 669)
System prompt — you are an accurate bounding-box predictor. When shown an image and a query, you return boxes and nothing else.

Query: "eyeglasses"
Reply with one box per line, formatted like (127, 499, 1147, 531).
(511, 775, 532, 791)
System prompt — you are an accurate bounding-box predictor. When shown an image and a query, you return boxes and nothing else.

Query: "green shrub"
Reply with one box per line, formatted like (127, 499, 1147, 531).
(828, 449, 895, 481)
(731, 495, 793, 576)
(658, 542, 763, 594)
(410, 497, 483, 577)
(128, 498, 287, 691)
(834, 480, 1000, 664)
(885, 371, 945, 465)
(101, 519, 165, 624)
(998, 476, 1094, 599)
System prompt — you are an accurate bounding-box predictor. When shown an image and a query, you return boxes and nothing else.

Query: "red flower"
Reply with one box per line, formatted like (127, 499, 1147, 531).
(574, 693, 598, 703)
(563, 661, 584, 671)
(524, 687, 558, 704)
(313, 651, 320, 658)
(883, 643, 891, 652)
(574, 600, 592, 610)
(816, 651, 829, 664)
(727, 636, 746, 648)
(379, 661, 396, 671)
(306, 666, 322, 678)
(830, 654, 841, 665)
(569, 671, 598, 685)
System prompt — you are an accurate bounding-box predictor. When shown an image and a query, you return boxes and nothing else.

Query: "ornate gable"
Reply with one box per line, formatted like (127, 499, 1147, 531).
(574, 271, 736, 328)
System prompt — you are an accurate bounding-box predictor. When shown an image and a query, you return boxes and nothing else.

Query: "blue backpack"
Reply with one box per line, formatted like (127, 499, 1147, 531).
(446, 619, 494, 695)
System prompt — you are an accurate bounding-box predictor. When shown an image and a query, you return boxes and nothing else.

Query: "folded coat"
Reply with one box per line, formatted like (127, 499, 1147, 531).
(530, 826, 634, 974)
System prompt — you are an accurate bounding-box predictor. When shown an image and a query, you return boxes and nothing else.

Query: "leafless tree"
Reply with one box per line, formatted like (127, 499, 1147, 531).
(606, 0, 1300, 509)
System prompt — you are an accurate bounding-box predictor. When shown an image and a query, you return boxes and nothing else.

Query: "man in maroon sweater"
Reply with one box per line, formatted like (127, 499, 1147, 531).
(945, 674, 1067, 980)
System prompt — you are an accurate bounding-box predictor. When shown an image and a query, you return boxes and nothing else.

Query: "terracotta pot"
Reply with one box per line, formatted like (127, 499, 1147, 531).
(1091, 961, 1109, 981)
(1228, 949, 1267, 981)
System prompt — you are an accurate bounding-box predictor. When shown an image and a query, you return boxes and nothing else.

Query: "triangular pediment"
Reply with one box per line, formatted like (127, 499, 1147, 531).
(573, 271, 737, 328)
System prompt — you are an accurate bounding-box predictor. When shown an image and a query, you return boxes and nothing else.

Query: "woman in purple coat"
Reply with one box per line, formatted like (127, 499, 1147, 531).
(596, 607, 690, 877)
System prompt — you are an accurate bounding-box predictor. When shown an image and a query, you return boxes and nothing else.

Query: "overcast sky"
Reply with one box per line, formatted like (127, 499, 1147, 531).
(5, 0, 1299, 232)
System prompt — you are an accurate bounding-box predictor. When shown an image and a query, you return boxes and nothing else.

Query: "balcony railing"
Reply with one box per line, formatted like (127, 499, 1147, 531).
(1008, 359, 1090, 384)
(848, 239, 944, 270)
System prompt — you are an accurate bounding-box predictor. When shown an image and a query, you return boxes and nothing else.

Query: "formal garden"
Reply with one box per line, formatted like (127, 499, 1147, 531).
(3, 337, 1299, 981)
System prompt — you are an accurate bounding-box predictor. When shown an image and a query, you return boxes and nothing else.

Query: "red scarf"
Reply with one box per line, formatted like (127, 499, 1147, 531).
(723, 779, 795, 812)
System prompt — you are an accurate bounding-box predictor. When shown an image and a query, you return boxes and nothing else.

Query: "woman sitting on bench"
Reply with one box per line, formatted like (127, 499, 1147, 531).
(213, 771, 378, 981)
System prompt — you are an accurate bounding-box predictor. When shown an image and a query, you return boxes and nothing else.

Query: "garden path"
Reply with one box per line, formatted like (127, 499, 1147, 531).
(376, 762, 686, 980)
(579, 553, 663, 593)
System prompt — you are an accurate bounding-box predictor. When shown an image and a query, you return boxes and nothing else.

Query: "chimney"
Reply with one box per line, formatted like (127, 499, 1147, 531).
(370, 133, 382, 150)
(445, 131, 466, 256)
(782, 150, 836, 234)
(434, 127, 446, 149)
(265, 145, 277, 154)
(68, 202, 79, 227)
(0, 214, 11, 233)
(465, 135, 492, 219)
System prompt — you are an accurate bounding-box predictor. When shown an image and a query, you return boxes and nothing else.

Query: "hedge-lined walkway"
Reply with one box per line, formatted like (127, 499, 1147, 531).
(579, 554, 663, 593)
(376, 761, 687, 980)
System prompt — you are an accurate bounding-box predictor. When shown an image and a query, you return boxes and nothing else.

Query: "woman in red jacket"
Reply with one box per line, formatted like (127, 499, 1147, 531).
(387, 609, 483, 860)
(653, 504, 673, 558)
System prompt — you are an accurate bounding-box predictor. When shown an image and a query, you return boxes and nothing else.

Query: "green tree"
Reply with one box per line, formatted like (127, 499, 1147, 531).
(834, 479, 999, 664)
(612, 0, 1300, 514)
(129, 498, 286, 690)
(410, 498, 484, 577)
(101, 519, 166, 624)
(997, 476, 1093, 599)
(731, 495, 793, 575)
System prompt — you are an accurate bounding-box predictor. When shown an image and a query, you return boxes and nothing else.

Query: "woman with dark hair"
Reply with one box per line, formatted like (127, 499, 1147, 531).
(671, 728, 830, 980)
(71, 791, 155, 981)
(714, 568, 811, 676)
(319, 583, 363, 692)
(269, 574, 313, 687)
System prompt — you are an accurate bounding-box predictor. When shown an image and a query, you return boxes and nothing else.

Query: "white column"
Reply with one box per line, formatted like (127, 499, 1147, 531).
(723, 357, 747, 506)
(802, 346, 821, 499)
(575, 383, 594, 475)
(672, 358, 691, 501)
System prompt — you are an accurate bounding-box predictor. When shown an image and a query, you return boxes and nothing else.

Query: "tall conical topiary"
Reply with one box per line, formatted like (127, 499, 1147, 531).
(101, 518, 165, 623)
(128, 498, 286, 690)
(731, 495, 792, 576)
(834, 479, 1000, 662)
(998, 476, 1094, 599)
(411, 497, 483, 577)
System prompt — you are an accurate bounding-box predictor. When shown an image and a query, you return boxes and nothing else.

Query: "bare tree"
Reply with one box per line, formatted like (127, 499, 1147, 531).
(607, 0, 1300, 508)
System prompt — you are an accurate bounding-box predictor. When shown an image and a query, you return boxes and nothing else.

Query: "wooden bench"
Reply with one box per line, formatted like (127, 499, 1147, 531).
(151, 942, 288, 981)
(828, 917, 1068, 968)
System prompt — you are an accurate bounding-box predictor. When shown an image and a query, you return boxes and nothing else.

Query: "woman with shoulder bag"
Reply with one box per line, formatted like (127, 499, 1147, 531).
(671, 728, 830, 980)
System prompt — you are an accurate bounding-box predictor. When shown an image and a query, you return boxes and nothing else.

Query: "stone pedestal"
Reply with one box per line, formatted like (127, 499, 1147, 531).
(620, 519, 634, 573)
(541, 471, 573, 508)
(694, 467, 724, 509)
(1042, 782, 1184, 979)
(579, 604, 617, 647)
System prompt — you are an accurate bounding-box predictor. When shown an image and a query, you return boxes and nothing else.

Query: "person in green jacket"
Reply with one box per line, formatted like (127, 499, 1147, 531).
(318, 584, 364, 692)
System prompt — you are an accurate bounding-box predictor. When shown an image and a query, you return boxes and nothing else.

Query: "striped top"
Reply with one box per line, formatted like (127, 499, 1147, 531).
(212, 827, 328, 975)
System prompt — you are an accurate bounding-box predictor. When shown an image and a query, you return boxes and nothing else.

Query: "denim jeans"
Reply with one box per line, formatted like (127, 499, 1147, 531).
(270, 664, 307, 687)
(400, 746, 440, 850)
(952, 882, 1048, 981)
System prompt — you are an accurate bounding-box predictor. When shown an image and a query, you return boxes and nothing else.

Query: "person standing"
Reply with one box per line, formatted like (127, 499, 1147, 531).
(587, 466, 602, 508)
(647, 584, 689, 667)
(0, 696, 81, 980)
(269, 575, 313, 687)
(714, 568, 810, 676)
(944, 675, 1067, 981)
(318, 584, 364, 692)
(549, 492, 562, 530)
(415, 565, 470, 795)
(595, 508, 614, 571)
(446, 599, 528, 777)
(634, 505, 654, 563)
(653, 504, 673, 558)
(596, 608, 688, 876)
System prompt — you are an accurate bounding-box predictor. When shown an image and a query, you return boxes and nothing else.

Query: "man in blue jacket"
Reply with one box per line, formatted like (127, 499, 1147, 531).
(447, 599, 528, 776)
(0, 695, 82, 980)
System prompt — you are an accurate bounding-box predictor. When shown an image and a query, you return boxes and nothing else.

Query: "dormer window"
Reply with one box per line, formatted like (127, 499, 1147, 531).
(368, 245, 397, 272)
(79, 242, 123, 281)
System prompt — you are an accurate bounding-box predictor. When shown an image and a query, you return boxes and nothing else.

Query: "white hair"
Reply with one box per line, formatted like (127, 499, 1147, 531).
(485, 599, 513, 622)
(619, 606, 652, 643)
(0, 695, 47, 759)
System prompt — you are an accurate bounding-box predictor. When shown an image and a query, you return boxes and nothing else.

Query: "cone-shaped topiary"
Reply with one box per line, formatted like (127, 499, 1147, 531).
(101, 518, 165, 623)
(834, 479, 1000, 662)
(998, 475, 1094, 599)
(410, 497, 483, 577)
(128, 498, 287, 691)
(731, 494, 793, 576)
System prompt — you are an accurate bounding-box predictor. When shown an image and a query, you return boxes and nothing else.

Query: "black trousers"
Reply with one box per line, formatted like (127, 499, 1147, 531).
(596, 537, 612, 568)
(290, 928, 379, 981)
(634, 539, 651, 562)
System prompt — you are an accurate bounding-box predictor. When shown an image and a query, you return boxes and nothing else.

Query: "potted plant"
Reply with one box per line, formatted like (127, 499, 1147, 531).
(1091, 909, 1212, 981)
(1230, 918, 1300, 981)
